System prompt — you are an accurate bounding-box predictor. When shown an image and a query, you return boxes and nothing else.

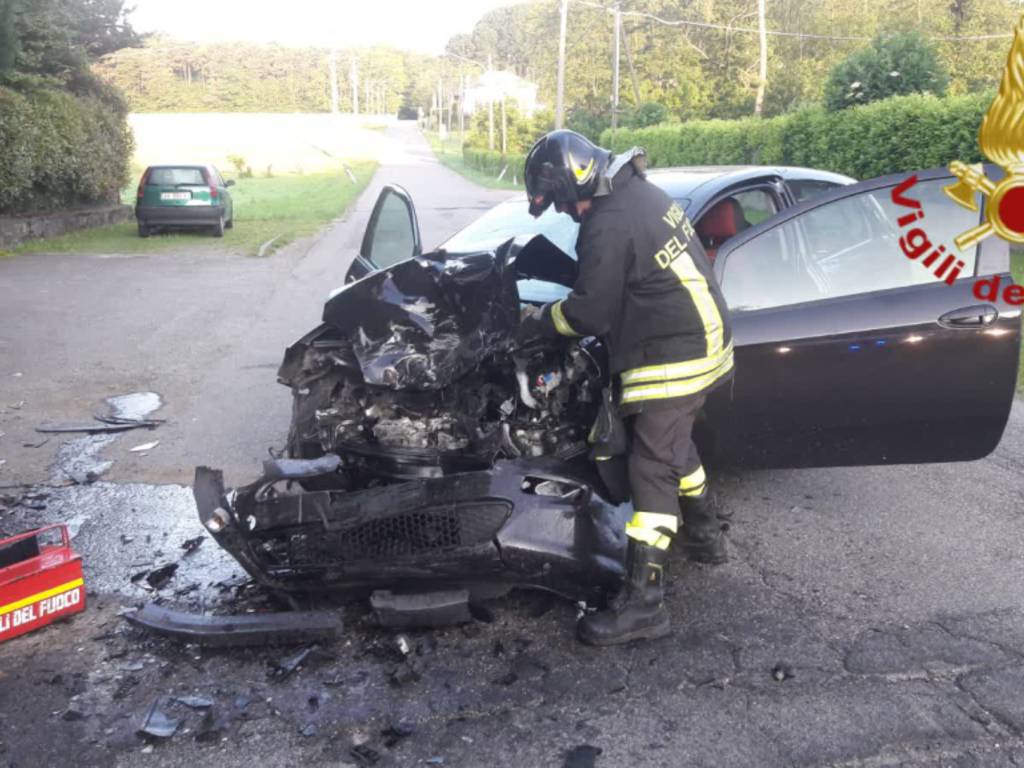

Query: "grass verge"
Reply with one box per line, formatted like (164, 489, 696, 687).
(1012, 248, 1023, 391)
(6, 161, 377, 258)
(425, 132, 521, 191)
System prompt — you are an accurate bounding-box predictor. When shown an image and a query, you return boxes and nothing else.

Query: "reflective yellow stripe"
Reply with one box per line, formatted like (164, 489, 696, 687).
(621, 348, 734, 404)
(551, 300, 581, 337)
(0, 578, 84, 617)
(628, 511, 679, 534)
(626, 528, 673, 550)
(625, 511, 677, 550)
(678, 466, 707, 494)
(667, 253, 725, 357)
(621, 342, 734, 387)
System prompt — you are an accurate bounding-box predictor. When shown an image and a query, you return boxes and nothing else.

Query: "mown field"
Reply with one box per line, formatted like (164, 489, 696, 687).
(10, 164, 376, 257)
(7, 113, 387, 257)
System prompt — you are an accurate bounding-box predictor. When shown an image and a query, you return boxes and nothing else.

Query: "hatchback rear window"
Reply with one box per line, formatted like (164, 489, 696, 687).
(147, 168, 206, 186)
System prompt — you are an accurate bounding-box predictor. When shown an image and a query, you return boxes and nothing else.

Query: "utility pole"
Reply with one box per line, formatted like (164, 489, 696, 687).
(611, 2, 621, 129)
(487, 55, 495, 150)
(328, 48, 339, 114)
(621, 21, 641, 107)
(754, 0, 768, 116)
(500, 95, 507, 156)
(350, 55, 359, 114)
(555, 0, 568, 129)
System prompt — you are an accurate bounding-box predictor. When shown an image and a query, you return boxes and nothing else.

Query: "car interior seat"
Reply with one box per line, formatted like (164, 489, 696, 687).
(696, 197, 749, 262)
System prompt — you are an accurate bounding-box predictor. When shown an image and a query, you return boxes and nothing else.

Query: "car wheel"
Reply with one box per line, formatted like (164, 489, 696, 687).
(138, 222, 150, 238)
(212, 215, 225, 238)
(225, 217, 234, 229)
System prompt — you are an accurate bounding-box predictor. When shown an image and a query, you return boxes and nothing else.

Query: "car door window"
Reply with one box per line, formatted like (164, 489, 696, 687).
(366, 190, 417, 268)
(732, 188, 778, 225)
(788, 179, 842, 203)
(720, 178, 980, 312)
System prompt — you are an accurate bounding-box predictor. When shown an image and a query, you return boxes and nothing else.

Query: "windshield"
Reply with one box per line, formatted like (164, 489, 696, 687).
(441, 196, 581, 258)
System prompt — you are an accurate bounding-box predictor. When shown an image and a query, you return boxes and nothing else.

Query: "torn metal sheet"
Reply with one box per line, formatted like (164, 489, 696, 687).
(124, 602, 342, 647)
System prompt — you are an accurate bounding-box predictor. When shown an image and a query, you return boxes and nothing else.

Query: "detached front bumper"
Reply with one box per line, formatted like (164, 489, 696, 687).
(194, 457, 630, 603)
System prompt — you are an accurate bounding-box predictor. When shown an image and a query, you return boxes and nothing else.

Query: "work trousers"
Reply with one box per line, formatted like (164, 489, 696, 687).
(624, 394, 707, 550)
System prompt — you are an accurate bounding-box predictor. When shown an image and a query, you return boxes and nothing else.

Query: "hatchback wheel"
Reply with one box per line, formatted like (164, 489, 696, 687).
(212, 215, 225, 238)
(138, 222, 150, 238)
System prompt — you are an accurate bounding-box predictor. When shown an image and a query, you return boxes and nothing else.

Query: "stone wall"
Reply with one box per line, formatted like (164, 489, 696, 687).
(0, 204, 133, 250)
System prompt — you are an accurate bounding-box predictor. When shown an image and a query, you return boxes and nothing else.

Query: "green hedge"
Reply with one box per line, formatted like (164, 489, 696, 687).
(463, 147, 528, 181)
(600, 92, 990, 180)
(0, 85, 133, 214)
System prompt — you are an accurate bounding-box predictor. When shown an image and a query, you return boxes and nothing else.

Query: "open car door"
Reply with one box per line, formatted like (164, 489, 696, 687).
(345, 184, 422, 282)
(703, 167, 1020, 469)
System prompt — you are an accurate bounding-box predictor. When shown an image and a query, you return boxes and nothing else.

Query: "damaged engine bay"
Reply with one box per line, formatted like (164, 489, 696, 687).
(195, 237, 632, 612)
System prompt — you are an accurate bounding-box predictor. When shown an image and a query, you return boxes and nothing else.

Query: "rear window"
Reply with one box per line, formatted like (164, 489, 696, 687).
(146, 167, 206, 186)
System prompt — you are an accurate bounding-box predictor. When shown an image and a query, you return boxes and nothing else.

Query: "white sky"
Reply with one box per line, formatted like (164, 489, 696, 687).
(126, 0, 526, 54)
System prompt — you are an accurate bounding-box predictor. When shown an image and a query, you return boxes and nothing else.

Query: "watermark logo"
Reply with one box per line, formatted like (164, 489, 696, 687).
(943, 15, 1024, 248)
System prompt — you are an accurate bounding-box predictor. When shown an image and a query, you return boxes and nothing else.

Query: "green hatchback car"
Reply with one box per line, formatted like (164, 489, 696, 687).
(135, 165, 235, 238)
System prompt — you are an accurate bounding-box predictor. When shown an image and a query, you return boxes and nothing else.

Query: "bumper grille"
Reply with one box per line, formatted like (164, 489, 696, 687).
(284, 501, 511, 567)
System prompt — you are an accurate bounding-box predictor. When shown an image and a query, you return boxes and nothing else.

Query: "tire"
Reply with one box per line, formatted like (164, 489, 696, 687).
(138, 222, 150, 238)
(212, 215, 225, 238)
(225, 217, 234, 229)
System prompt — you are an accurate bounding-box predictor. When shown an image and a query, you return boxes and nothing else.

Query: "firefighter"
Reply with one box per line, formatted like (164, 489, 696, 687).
(519, 129, 733, 646)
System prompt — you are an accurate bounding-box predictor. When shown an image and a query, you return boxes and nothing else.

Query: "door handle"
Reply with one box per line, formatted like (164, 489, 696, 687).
(938, 304, 999, 329)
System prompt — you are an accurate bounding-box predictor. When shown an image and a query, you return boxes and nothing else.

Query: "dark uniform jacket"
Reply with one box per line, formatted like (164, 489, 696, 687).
(541, 160, 734, 408)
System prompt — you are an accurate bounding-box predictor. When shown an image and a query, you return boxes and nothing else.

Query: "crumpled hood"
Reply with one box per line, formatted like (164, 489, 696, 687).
(321, 244, 520, 390)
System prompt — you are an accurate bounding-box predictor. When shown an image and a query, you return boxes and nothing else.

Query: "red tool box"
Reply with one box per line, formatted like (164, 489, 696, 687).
(0, 524, 85, 643)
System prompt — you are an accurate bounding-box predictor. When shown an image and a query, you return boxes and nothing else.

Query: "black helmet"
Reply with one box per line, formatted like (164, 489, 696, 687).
(524, 129, 611, 217)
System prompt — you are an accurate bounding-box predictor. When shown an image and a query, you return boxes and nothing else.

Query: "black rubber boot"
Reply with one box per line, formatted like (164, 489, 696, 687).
(678, 492, 729, 564)
(577, 539, 671, 646)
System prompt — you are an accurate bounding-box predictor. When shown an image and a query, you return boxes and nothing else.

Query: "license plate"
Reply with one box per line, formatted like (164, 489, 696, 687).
(160, 191, 191, 201)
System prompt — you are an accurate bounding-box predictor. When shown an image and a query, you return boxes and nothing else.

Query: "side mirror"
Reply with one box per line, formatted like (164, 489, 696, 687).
(225, 180, 236, 187)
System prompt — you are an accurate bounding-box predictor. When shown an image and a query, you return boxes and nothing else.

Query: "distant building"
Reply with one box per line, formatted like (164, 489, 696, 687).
(463, 70, 539, 117)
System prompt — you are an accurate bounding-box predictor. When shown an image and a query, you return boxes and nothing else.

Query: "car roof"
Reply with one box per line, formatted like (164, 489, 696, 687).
(647, 165, 855, 208)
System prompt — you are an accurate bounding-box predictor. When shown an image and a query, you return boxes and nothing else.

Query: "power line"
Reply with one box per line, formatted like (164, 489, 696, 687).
(571, 0, 1014, 42)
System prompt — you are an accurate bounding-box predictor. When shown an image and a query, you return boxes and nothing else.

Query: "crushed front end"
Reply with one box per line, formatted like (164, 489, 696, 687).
(198, 238, 632, 605)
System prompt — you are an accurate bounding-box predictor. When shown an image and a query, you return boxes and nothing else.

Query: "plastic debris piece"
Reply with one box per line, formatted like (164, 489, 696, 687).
(271, 646, 314, 678)
(130, 441, 159, 453)
(564, 745, 603, 768)
(350, 744, 381, 765)
(145, 563, 178, 590)
(180, 536, 204, 555)
(173, 695, 213, 709)
(381, 719, 415, 747)
(137, 698, 180, 739)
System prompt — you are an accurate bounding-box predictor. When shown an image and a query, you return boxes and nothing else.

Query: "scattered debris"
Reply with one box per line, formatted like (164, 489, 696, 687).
(137, 698, 180, 740)
(61, 707, 85, 721)
(180, 536, 204, 555)
(271, 646, 315, 679)
(21, 438, 49, 448)
(195, 709, 223, 742)
(173, 695, 213, 710)
(564, 745, 603, 768)
(771, 664, 794, 683)
(130, 441, 160, 453)
(388, 657, 423, 687)
(299, 723, 318, 738)
(145, 563, 178, 590)
(37, 422, 157, 435)
(381, 720, 415, 747)
(350, 744, 381, 765)
(125, 603, 342, 647)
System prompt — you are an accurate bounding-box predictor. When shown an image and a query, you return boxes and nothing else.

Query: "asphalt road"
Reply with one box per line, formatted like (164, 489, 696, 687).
(1, 122, 1024, 768)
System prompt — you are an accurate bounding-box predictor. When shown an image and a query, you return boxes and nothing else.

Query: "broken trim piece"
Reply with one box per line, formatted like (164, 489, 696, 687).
(124, 603, 342, 647)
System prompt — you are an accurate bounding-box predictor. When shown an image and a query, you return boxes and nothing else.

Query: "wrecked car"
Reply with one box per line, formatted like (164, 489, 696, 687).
(196, 165, 1020, 612)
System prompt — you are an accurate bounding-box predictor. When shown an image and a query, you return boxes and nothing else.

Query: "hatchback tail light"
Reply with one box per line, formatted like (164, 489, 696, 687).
(137, 170, 149, 199)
